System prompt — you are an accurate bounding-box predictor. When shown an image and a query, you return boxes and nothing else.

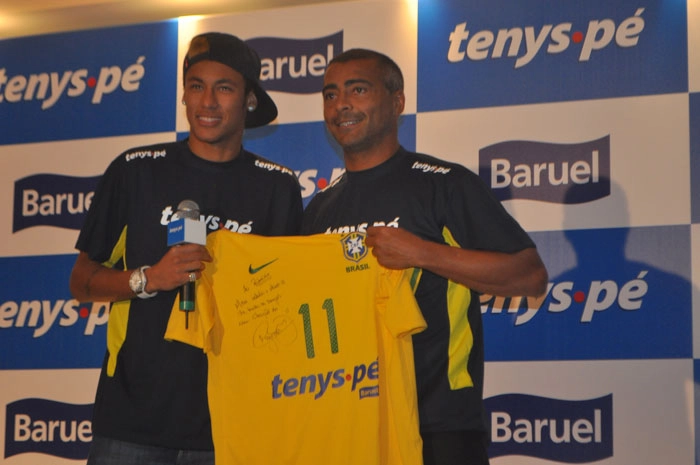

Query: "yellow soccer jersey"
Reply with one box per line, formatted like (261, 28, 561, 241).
(165, 230, 426, 465)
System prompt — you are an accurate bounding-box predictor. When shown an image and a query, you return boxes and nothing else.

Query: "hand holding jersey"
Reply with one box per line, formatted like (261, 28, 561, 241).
(365, 225, 426, 270)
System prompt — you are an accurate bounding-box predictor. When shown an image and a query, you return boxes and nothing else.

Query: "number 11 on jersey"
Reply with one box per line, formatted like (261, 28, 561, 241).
(298, 298, 339, 359)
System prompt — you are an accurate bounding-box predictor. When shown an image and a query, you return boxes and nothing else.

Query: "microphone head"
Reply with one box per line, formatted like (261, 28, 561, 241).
(176, 200, 200, 220)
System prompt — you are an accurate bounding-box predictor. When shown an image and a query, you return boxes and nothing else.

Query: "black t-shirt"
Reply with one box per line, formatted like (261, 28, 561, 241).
(76, 139, 302, 449)
(302, 147, 534, 433)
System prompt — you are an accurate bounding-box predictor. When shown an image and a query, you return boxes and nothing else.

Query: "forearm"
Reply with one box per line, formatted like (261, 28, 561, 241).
(69, 252, 137, 303)
(70, 244, 211, 303)
(414, 241, 548, 297)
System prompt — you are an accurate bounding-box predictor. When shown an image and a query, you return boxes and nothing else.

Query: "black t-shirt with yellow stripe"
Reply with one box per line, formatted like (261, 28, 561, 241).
(76, 139, 302, 450)
(301, 146, 534, 434)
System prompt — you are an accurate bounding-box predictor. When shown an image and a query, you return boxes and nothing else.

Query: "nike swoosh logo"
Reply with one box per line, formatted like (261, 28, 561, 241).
(248, 258, 278, 274)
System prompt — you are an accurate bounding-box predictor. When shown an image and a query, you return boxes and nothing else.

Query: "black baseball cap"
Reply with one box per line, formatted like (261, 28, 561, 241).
(183, 32, 277, 128)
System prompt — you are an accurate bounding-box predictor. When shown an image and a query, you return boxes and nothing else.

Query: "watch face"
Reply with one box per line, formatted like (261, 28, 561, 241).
(129, 269, 144, 293)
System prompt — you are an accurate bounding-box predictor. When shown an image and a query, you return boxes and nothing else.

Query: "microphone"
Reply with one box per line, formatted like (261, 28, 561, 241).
(167, 200, 206, 328)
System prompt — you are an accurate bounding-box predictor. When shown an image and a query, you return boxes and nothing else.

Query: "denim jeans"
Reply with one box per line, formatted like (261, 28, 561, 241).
(87, 436, 214, 465)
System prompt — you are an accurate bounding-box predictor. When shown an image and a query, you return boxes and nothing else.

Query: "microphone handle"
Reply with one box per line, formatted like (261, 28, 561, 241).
(180, 281, 195, 329)
(180, 282, 195, 310)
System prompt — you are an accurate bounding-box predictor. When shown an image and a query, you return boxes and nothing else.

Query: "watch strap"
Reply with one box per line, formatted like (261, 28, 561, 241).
(135, 265, 157, 299)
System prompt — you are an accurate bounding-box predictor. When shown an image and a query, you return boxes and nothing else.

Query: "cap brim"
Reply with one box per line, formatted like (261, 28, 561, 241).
(246, 84, 277, 128)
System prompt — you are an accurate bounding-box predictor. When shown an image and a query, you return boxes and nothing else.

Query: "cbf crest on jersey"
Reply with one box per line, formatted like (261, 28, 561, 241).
(341, 232, 368, 263)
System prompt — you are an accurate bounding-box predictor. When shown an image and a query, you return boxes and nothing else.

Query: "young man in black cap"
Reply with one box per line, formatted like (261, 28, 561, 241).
(303, 48, 548, 465)
(70, 32, 302, 465)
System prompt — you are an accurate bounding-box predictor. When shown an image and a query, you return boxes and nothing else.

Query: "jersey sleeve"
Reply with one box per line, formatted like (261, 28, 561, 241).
(74, 154, 129, 264)
(443, 167, 535, 253)
(378, 268, 426, 338)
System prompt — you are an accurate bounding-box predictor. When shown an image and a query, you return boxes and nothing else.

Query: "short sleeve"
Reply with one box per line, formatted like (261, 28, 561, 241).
(379, 268, 426, 338)
(75, 155, 129, 264)
(443, 167, 535, 253)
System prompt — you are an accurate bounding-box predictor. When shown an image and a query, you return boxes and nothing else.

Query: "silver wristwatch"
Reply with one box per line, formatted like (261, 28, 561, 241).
(129, 265, 157, 299)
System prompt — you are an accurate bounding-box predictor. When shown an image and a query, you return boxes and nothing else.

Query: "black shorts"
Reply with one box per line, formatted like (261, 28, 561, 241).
(422, 430, 490, 465)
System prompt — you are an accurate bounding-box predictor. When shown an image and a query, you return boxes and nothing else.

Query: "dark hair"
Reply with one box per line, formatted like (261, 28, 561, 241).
(328, 48, 404, 93)
(183, 32, 277, 128)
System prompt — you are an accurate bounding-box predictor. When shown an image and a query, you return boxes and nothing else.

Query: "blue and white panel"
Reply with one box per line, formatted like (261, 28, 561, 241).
(1, 133, 174, 258)
(485, 360, 694, 465)
(689, 0, 699, 93)
(693, 223, 700, 360)
(0, 22, 178, 145)
(691, 93, 700, 223)
(484, 226, 692, 361)
(0, 369, 99, 464)
(417, 0, 687, 111)
(0, 254, 108, 370)
(416, 94, 690, 232)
